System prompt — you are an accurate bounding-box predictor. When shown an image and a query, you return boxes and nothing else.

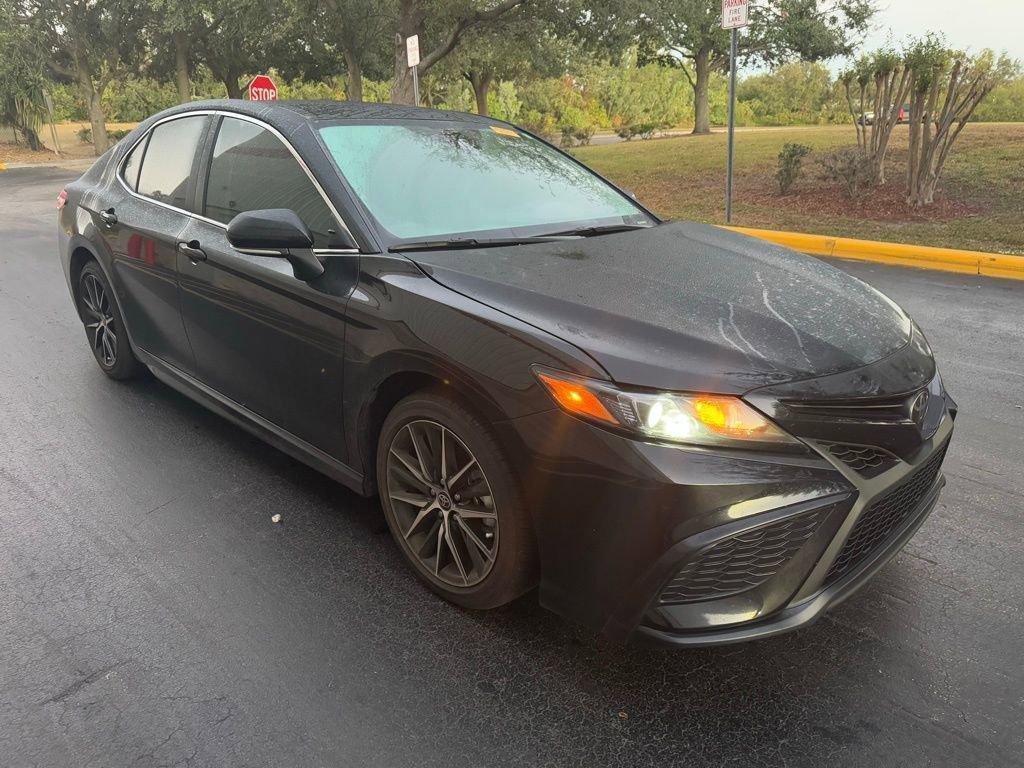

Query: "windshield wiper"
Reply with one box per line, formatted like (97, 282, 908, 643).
(544, 223, 654, 238)
(389, 236, 565, 253)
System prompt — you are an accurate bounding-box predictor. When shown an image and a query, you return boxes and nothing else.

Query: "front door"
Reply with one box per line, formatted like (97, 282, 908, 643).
(176, 115, 358, 460)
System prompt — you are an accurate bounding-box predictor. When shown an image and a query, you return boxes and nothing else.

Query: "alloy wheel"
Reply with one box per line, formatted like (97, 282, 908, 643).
(386, 419, 498, 588)
(80, 273, 117, 368)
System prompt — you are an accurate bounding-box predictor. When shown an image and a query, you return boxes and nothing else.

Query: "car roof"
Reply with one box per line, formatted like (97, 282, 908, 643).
(149, 98, 498, 133)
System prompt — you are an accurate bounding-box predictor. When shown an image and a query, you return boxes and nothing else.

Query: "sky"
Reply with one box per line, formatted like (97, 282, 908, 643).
(859, 0, 1024, 61)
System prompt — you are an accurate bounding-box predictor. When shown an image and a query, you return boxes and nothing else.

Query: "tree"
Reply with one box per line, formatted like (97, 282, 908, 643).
(646, 0, 875, 134)
(295, 0, 395, 102)
(0, 10, 49, 150)
(389, 0, 531, 105)
(444, 9, 564, 116)
(140, 0, 205, 104)
(738, 61, 834, 125)
(904, 41, 1019, 206)
(840, 50, 912, 184)
(9, 0, 149, 154)
(588, 51, 692, 138)
(163, 1, 202, 102)
(176, 0, 279, 100)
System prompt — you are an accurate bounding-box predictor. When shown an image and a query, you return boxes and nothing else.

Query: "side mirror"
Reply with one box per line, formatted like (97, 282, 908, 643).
(226, 208, 325, 281)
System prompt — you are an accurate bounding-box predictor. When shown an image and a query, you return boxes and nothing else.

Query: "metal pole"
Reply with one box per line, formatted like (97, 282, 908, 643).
(725, 27, 738, 224)
(412, 65, 420, 107)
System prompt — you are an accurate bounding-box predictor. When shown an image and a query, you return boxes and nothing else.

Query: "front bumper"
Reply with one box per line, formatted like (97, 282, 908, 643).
(500, 391, 954, 647)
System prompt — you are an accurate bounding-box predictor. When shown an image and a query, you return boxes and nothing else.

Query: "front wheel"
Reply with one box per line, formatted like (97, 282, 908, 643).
(376, 391, 537, 610)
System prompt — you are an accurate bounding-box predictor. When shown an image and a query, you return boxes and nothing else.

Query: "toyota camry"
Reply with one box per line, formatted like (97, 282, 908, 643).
(57, 101, 956, 646)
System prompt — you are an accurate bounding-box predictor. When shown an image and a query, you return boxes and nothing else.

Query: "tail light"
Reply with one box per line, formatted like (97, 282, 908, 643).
(56, 189, 68, 210)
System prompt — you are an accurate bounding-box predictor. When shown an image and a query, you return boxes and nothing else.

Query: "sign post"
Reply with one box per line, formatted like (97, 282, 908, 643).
(722, 0, 749, 224)
(406, 35, 421, 106)
(247, 75, 278, 102)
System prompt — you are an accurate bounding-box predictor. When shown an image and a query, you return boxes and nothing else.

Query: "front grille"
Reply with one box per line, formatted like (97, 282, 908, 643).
(784, 390, 923, 423)
(659, 510, 827, 604)
(826, 440, 949, 584)
(820, 442, 899, 478)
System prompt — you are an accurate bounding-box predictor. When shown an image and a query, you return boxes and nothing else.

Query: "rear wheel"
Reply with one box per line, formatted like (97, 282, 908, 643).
(377, 391, 537, 609)
(77, 261, 141, 380)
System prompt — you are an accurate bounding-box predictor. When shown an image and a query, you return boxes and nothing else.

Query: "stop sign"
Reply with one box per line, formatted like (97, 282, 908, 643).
(247, 75, 278, 102)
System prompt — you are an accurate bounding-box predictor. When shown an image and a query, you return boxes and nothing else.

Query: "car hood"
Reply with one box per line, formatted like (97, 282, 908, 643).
(406, 221, 913, 394)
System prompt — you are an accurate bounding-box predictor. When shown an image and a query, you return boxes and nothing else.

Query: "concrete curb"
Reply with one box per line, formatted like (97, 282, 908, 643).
(724, 225, 1024, 282)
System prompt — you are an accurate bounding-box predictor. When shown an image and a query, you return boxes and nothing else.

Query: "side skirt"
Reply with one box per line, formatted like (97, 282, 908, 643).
(139, 350, 369, 496)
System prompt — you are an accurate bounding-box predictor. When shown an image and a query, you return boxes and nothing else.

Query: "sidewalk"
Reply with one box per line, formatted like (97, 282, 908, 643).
(0, 157, 95, 172)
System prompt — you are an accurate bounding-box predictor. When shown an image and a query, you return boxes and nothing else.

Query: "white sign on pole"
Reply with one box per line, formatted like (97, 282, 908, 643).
(722, 0, 750, 29)
(406, 35, 421, 68)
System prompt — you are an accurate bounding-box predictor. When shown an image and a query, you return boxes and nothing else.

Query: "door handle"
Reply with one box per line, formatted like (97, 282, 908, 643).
(99, 208, 117, 227)
(177, 240, 207, 263)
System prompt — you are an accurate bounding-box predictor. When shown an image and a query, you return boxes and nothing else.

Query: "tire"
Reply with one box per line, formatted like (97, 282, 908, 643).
(77, 261, 142, 380)
(376, 390, 538, 610)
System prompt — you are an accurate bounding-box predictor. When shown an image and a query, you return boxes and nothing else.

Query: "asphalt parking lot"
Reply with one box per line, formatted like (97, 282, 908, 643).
(2, 165, 1022, 768)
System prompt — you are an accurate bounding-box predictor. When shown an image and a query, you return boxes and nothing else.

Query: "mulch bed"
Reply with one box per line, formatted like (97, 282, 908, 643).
(742, 171, 984, 223)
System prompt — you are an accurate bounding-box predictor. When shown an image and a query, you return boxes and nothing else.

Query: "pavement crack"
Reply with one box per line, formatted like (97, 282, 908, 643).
(145, 494, 185, 515)
(42, 659, 131, 705)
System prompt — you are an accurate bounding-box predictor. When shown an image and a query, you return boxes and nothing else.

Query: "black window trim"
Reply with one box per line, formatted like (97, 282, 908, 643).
(122, 131, 150, 192)
(116, 109, 359, 255)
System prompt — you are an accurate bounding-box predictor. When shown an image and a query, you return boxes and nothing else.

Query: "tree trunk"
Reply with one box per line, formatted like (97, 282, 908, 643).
(86, 90, 108, 155)
(343, 49, 363, 102)
(691, 50, 711, 135)
(17, 125, 43, 151)
(392, 0, 424, 105)
(173, 30, 191, 103)
(225, 74, 243, 100)
(73, 57, 108, 155)
(468, 71, 492, 116)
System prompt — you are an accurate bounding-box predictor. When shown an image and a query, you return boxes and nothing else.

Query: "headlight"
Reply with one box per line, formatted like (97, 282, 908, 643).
(535, 368, 799, 449)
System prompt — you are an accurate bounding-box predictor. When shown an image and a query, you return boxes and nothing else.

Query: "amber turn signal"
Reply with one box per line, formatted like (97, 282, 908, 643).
(536, 373, 619, 425)
(691, 396, 772, 438)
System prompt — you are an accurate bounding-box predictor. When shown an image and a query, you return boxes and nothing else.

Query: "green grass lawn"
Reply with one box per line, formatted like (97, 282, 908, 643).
(573, 123, 1024, 255)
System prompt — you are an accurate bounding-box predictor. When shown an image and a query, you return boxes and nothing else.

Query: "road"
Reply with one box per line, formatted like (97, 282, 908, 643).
(2, 166, 1022, 768)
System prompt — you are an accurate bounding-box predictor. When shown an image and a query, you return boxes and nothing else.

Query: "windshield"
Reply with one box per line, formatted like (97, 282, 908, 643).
(318, 121, 652, 242)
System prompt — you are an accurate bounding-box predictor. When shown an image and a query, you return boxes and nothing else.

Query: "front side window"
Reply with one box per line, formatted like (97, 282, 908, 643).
(318, 122, 650, 241)
(204, 117, 342, 249)
(136, 116, 208, 210)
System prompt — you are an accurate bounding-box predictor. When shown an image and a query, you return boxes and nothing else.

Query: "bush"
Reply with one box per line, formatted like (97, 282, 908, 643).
(776, 143, 811, 194)
(518, 109, 557, 140)
(519, 77, 608, 146)
(102, 77, 178, 121)
(819, 147, 873, 198)
(590, 55, 691, 136)
(76, 127, 131, 145)
(972, 77, 1024, 122)
(616, 122, 659, 141)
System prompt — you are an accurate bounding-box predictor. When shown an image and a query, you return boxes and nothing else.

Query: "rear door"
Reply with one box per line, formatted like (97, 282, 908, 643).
(176, 114, 358, 460)
(95, 115, 210, 373)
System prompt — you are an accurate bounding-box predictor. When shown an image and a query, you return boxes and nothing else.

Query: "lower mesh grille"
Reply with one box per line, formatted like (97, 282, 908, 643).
(826, 440, 949, 584)
(659, 510, 827, 604)
(820, 442, 899, 478)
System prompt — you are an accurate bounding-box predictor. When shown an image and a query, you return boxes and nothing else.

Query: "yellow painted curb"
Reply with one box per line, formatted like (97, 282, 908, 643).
(723, 225, 1024, 282)
(0, 162, 6, 171)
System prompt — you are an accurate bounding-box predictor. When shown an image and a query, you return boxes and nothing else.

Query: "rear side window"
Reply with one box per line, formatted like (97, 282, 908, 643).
(137, 116, 208, 210)
(204, 116, 341, 248)
(121, 134, 148, 191)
